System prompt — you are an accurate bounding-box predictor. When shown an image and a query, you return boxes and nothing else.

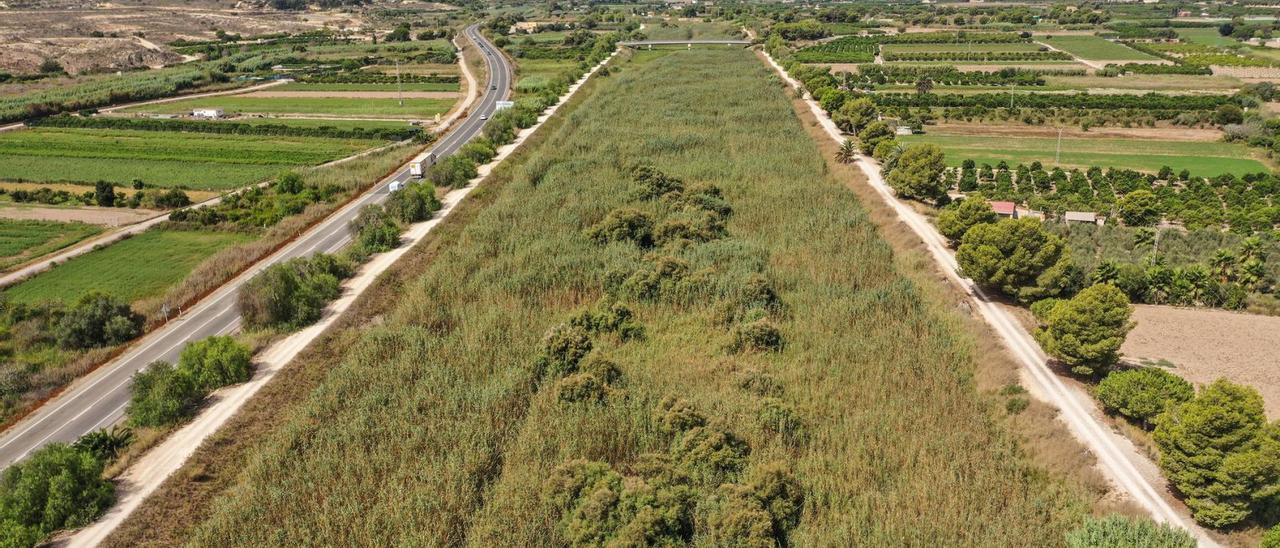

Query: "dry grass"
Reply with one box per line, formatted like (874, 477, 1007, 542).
(117, 49, 1094, 546)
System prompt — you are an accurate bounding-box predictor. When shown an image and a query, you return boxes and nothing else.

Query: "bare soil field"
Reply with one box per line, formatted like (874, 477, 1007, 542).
(1123, 305, 1280, 418)
(0, 5, 354, 74)
(925, 122, 1224, 142)
(243, 90, 461, 99)
(1211, 65, 1280, 79)
(0, 203, 159, 226)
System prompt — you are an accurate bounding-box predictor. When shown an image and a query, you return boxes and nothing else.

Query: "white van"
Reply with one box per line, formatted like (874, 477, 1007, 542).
(388, 181, 405, 193)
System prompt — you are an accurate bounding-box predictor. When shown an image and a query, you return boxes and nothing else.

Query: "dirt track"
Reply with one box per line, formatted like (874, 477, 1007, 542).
(243, 90, 461, 99)
(0, 204, 159, 226)
(1124, 305, 1280, 419)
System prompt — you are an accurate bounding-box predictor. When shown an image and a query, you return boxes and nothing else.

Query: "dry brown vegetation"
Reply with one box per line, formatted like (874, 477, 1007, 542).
(111, 48, 1104, 545)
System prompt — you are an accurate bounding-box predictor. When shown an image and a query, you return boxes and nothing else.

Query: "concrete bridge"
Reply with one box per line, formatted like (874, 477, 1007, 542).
(618, 39, 751, 48)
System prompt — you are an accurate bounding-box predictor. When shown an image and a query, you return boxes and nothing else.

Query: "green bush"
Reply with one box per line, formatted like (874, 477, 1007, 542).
(1263, 524, 1280, 548)
(587, 208, 655, 248)
(729, 318, 784, 353)
(1096, 367, 1193, 426)
(0, 443, 114, 547)
(351, 204, 402, 253)
(55, 292, 144, 350)
(71, 426, 134, 463)
(654, 396, 707, 435)
(427, 155, 478, 188)
(127, 360, 203, 427)
(757, 397, 805, 445)
(384, 182, 440, 224)
(238, 254, 352, 329)
(178, 335, 253, 392)
(1064, 515, 1195, 548)
(531, 324, 593, 379)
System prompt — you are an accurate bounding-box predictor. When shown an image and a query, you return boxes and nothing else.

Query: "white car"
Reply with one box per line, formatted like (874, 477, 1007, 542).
(480, 114, 488, 120)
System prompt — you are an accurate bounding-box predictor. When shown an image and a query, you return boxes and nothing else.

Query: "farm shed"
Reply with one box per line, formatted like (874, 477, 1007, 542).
(988, 201, 1017, 218)
(1064, 211, 1102, 225)
(192, 108, 224, 119)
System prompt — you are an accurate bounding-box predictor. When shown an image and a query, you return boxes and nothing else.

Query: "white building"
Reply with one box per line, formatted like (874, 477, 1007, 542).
(192, 108, 224, 119)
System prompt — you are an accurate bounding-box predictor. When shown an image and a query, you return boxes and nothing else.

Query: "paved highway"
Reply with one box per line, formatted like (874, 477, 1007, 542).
(0, 24, 511, 469)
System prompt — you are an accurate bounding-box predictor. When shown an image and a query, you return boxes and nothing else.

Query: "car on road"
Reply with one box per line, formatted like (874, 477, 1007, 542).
(491, 85, 496, 90)
(480, 114, 488, 120)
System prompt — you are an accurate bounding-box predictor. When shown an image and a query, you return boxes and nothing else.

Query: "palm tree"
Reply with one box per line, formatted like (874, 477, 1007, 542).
(915, 76, 934, 95)
(835, 139, 857, 164)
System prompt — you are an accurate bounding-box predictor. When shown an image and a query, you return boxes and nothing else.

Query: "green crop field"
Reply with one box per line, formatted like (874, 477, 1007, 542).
(173, 48, 1087, 547)
(1177, 28, 1239, 47)
(642, 19, 744, 40)
(1041, 35, 1160, 61)
(0, 219, 102, 271)
(513, 58, 580, 95)
(119, 95, 455, 119)
(0, 127, 380, 190)
(231, 117, 422, 131)
(274, 81, 460, 92)
(900, 133, 1267, 176)
(4, 229, 251, 305)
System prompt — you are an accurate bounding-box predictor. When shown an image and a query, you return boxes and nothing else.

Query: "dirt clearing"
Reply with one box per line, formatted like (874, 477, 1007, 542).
(243, 90, 461, 99)
(1123, 305, 1280, 418)
(0, 204, 158, 226)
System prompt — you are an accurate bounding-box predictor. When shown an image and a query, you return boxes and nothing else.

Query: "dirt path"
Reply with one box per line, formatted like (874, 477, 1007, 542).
(759, 48, 1217, 545)
(1125, 305, 1280, 419)
(243, 90, 460, 99)
(1035, 40, 1104, 70)
(98, 79, 289, 114)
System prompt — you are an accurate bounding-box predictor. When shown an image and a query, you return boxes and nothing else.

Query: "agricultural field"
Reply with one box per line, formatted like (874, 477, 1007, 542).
(900, 132, 1266, 176)
(0, 127, 381, 190)
(1040, 35, 1160, 62)
(116, 94, 455, 119)
(512, 58, 582, 95)
(881, 42, 1045, 54)
(641, 19, 744, 40)
(1177, 27, 1240, 48)
(0, 219, 102, 272)
(229, 117, 424, 131)
(159, 47, 1090, 547)
(4, 228, 251, 305)
(273, 81, 461, 92)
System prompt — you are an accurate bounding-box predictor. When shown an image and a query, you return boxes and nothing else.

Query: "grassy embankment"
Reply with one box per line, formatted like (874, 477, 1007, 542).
(900, 132, 1267, 177)
(0, 219, 102, 271)
(0, 127, 381, 190)
(173, 48, 1088, 545)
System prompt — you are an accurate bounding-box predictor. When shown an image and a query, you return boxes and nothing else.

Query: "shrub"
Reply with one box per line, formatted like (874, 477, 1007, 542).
(569, 302, 644, 341)
(545, 458, 695, 546)
(384, 182, 440, 224)
(458, 139, 497, 165)
(1034, 283, 1133, 377)
(587, 208, 654, 247)
(1263, 524, 1280, 548)
(532, 324, 593, 379)
(238, 254, 352, 329)
(671, 426, 751, 485)
(729, 318, 784, 353)
(1096, 367, 1194, 426)
(55, 292, 143, 349)
(126, 360, 203, 427)
(1153, 379, 1279, 527)
(427, 155, 478, 188)
(956, 218, 1074, 303)
(350, 204, 402, 253)
(936, 198, 997, 245)
(654, 396, 706, 435)
(736, 370, 783, 397)
(72, 425, 134, 463)
(554, 372, 609, 404)
(0, 443, 114, 546)
(757, 397, 805, 445)
(1064, 515, 1195, 548)
(177, 335, 253, 391)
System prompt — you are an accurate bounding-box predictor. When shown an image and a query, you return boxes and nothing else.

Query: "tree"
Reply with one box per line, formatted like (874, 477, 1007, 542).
(350, 204, 402, 253)
(1065, 515, 1195, 548)
(55, 292, 143, 349)
(385, 23, 411, 42)
(915, 76, 933, 95)
(936, 198, 997, 245)
(833, 97, 877, 134)
(238, 254, 350, 329)
(1154, 379, 1280, 527)
(276, 171, 304, 194)
(93, 181, 115, 207)
(38, 58, 63, 74)
(428, 155, 478, 188)
(0, 443, 114, 545)
(127, 360, 202, 427)
(956, 218, 1073, 303)
(856, 121, 893, 154)
(1214, 104, 1244, 125)
(1096, 367, 1194, 426)
(1117, 190, 1161, 227)
(834, 139, 856, 164)
(178, 335, 252, 391)
(1035, 283, 1133, 377)
(885, 144, 947, 203)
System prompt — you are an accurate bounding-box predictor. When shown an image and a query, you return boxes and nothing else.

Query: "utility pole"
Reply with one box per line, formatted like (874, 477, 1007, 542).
(1055, 127, 1063, 165)
(396, 58, 403, 107)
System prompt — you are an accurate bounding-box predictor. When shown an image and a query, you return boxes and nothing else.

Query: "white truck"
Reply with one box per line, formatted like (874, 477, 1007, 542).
(408, 152, 438, 179)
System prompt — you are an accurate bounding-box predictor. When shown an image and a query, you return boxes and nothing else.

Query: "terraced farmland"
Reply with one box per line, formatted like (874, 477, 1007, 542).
(0, 127, 381, 190)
